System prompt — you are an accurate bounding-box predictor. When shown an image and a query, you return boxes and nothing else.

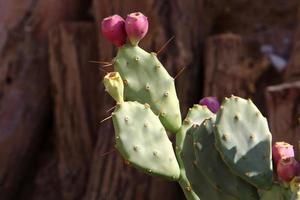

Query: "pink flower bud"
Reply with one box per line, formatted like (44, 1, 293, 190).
(272, 142, 294, 166)
(277, 157, 300, 182)
(199, 97, 220, 113)
(101, 15, 127, 47)
(125, 12, 148, 45)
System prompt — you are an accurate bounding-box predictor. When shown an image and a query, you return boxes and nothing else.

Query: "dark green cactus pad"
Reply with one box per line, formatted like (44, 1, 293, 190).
(112, 101, 180, 180)
(114, 44, 181, 133)
(259, 184, 291, 200)
(191, 119, 258, 200)
(214, 96, 273, 189)
(179, 121, 236, 200)
(176, 105, 235, 200)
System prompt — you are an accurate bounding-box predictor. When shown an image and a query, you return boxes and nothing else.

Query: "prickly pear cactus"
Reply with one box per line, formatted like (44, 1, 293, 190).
(114, 44, 181, 133)
(191, 119, 258, 200)
(214, 96, 273, 189)
(175, 105, 216, 200)
(100, 12, 287, 200)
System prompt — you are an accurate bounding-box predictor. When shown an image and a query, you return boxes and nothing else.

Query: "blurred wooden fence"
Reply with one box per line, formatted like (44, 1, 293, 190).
(0, 0, 300, 199)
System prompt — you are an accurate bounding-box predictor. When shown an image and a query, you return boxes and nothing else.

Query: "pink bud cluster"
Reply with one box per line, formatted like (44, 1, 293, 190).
(101, 12, 149, 47)
(272, 142, 299, 182)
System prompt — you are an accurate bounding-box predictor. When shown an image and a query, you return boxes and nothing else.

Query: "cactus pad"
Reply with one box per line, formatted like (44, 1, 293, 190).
(112, 101, 180, 180)
(191, 119, 258, 200)
(114, 44, 181, 132)
(179, 121, 236, 200)
(214, 96, 273, 189)
(176, 105, 216, 200)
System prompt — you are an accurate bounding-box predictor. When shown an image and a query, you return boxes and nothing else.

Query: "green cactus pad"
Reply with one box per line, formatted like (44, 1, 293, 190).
(179, 122, 236, 200)
(176, 105, 220, 200)
(259, 184, 291, 200)
(214, 96, 273, 189)
(112, 101, 180, 180)
(114, 44, 181, 133)
(191, 119, 258, 200)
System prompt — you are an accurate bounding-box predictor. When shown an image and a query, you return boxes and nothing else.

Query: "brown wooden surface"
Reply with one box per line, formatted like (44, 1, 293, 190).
(204, 33, 272, 108)
(265, 82, 300, 158)
(0, 0, 300, 199)
(49, 23, 101, 200)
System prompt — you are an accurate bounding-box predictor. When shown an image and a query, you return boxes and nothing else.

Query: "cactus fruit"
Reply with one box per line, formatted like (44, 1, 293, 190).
(214, 96, 273, 189)
(277, 157, 300, 182)
(112, 101, 180, 180)
(191, 119, 258, 200)
(272, 142, 295, 166)
(125, 12, 148, 45)
(199, 96, 220, 113)
(114, 44, 181, 132)
(103, 72, 124, 103)
(101, 14, 127, 47)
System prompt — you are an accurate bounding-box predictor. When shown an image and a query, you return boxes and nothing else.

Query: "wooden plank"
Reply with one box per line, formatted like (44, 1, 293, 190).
(265, 81, 300, 157)
(49, 22, 100, 200)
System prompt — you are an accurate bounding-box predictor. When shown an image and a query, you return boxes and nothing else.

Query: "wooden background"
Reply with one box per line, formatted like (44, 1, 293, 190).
(0, 0, 300, 199)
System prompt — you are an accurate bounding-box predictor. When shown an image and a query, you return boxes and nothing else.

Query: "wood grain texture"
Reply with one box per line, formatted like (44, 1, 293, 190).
(0, 0, 89, 198)
(265, 82, 300, 157)
(49, 23, 101, 200)
(204, 33, 270, 98)
(285, 5, 300, 81)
